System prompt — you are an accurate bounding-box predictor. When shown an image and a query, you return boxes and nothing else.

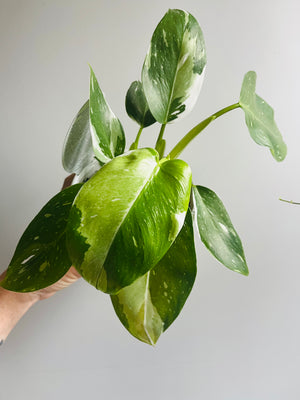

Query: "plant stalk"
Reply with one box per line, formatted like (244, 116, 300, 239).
(168, 103, 240, 159)
(155, 123, 167, 158)
(279, 198, 300, 205)
(130, 126, 144, 150)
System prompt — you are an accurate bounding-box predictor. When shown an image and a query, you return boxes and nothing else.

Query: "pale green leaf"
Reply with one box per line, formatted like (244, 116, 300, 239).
(111, 209, 196, 345)
(193, 185, 248, 275)
(89, 67, 125, 163)
(125, 81, 156, 127)
(62, 100, 96, 175)
(239, 71, 287, 162)
(0, 184, 82, 292)
(142, 9, 206, 123)
(66, 148, 192, 294)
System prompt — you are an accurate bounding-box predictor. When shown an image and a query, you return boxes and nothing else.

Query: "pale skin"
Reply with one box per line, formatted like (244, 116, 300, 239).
(0, 267, 81, 344)
(0, 174, 80, 345)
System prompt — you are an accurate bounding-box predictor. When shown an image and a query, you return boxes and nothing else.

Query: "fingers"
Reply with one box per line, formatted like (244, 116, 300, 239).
(61, 174, 75, 190)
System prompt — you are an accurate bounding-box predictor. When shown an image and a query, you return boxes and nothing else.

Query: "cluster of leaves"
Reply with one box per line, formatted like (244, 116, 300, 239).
(1, 9, 287, 345)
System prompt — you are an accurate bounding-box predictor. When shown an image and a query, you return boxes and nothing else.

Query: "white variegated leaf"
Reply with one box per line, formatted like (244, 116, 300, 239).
(193, 185, 248, 275)
(89, 67, 125, 163)
(239, 71, 287, 162)
(62, 101, 95, 175)
(66, 148, 192, 294)
(142, 9, 206, 124)
(111, 209, 196, 345)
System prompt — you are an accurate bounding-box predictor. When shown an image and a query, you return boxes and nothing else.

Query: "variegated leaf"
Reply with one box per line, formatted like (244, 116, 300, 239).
(142, 9, 206, 123)
(111, 209, 196, 345)
(0, 184, 82, 292)
(239, 71, 287, 162)
(62, 100, 96, 176)
(193, 185, 248, 275)
(66, 148, 192, 294)
(89, 67, 125, 163)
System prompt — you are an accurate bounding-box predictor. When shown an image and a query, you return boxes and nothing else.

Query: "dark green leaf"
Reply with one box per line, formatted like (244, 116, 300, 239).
(125, 81, 156, 127)
(0, 184, 83, 292)
(111, 209, 196, 345)
(89, 67, 125, 163)
(66, 148, 192, 294)
(62, 100, 96, 176)
(239, 71, 287, 162)
(193, 185, 248, 276)
(142, 9, 206, 124)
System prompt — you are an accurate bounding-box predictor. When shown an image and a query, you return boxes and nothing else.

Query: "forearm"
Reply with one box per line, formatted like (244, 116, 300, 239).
(0, 283, 37, 343)
(0, 265, 80, 343)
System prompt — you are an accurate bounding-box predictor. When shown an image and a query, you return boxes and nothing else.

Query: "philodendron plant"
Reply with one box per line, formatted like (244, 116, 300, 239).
(1, 9, 286, 345)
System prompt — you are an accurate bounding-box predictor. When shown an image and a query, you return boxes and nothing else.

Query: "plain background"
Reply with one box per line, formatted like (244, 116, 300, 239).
(0, 0, 299, 399)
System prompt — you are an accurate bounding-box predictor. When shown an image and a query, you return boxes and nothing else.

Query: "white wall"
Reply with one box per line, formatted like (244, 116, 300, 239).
(0, 0, 299, 398)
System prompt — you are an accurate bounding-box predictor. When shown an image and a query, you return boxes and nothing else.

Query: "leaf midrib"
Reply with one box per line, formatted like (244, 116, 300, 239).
(95, 160, 160, 290)
(163, 19, 188, 123)
(143, 271, 154, 345)
(240, 96, 277, 143)
(193, 187, 244, 263)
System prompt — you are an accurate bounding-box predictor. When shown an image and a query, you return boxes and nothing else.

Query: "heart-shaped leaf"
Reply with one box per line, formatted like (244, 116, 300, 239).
(0, 184, 82, 292)
(111, 208, 196, 345)
(62, 100, 96, 175)
(66, 148, 192, 294)
(193, 185, 248, 276)
(142, 9, 206, 124)
(89, 67, 125, 163)
(125, 81, 156, 128)
(239, 71, 287, 162)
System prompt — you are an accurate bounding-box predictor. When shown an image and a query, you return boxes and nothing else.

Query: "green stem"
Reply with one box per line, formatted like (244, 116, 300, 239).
(279, 198, 300, 205)
(130, 126, 144, 150)
(168, 103, 241, 159)
(155, 123, 167, 158)
(155, 124, 166, 149)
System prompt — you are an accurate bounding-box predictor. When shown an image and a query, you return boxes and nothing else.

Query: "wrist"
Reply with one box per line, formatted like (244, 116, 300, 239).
(0, 285, 38, 342)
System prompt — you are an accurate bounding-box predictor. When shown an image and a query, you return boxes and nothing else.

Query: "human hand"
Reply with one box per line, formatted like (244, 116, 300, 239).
(31, 266, 81, 301)
(0, 266, 81, 344)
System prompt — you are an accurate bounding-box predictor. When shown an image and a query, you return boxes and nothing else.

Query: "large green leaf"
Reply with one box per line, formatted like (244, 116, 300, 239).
(89, 67, 125, 163)
(66, 148, 192, 294)
(239, 71, 287, 162)
(125, 81, 156, 127)
(0, 184, 82, 292)
(142, 9, 206, 124)
(62, 100, 95, 175)
(111, 208, 196, 345)
(193, 185, 248, 276)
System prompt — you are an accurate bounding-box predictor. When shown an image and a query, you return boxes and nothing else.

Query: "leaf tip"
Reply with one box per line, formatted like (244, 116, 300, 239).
(89, 65, 97, 81)
(271, 142, 287, 162)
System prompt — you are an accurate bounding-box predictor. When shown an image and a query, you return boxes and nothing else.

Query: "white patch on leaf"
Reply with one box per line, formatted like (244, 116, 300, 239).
(21, 255, 35, 264)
